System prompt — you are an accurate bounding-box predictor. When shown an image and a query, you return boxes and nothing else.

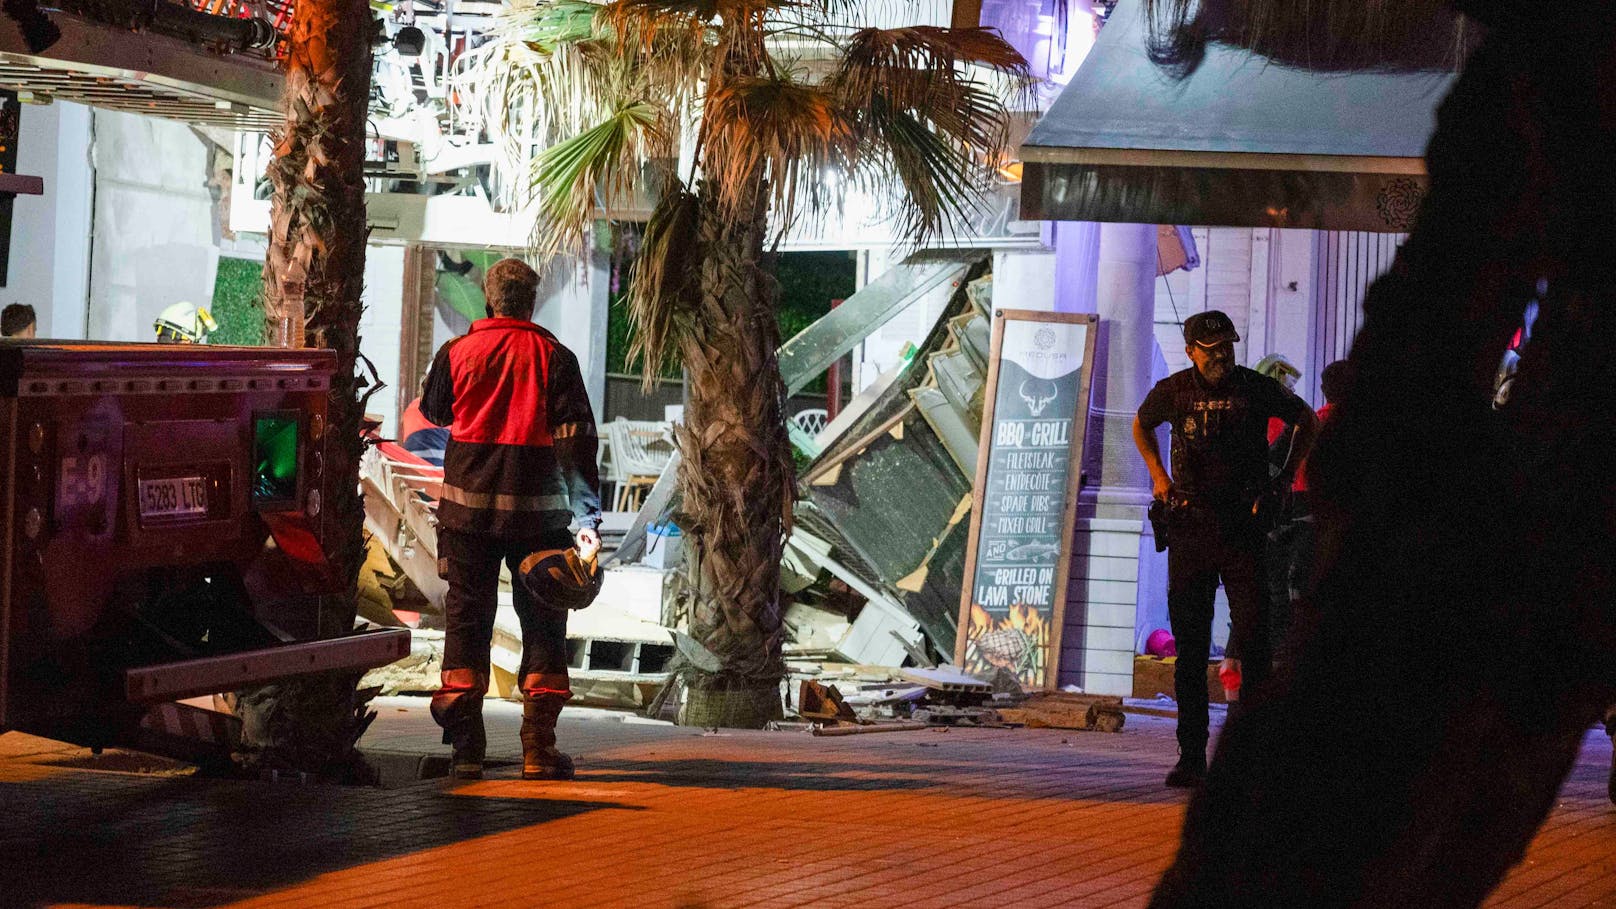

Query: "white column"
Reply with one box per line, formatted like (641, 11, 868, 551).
(581, 248, 610, 418)
(1271, 229, 1317, 406)
(358, 245, 406, 437)
(1052, 221, 1100, 314)
(1085, 222, 1158, 500)
(1057, 221, 1161, 696)
(9, 101, 94, 338)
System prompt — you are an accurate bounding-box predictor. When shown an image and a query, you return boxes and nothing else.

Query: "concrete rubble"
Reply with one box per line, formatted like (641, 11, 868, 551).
(357, 252, 1126, 733)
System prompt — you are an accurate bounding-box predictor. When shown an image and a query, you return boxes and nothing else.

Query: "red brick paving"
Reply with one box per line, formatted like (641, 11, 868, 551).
(1, 698, 1614, 907)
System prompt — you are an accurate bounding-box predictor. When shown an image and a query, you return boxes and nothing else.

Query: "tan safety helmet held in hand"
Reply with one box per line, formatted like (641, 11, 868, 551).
(518, 542, 604, 612)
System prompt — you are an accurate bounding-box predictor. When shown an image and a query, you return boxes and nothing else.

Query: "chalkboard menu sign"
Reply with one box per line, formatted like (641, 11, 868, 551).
(956, 310, 1098, 689)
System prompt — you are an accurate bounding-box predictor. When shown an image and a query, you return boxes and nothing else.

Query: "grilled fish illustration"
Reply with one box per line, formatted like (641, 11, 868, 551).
(1004, 541, 1060, 562)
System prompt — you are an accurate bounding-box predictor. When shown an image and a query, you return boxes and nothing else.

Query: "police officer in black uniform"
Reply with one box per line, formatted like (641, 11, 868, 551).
(1133, 311, 1318, 788)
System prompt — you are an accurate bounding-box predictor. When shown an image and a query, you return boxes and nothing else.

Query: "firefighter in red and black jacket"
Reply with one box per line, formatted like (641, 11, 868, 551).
(421, 258, 602, 781)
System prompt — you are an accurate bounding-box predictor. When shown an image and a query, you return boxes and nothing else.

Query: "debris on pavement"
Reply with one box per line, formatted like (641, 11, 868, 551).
(809, 721, 928, 737)
(997, 692, 1127, 733)
(361, 629, 444, 695)
(797, 680, 859, 724)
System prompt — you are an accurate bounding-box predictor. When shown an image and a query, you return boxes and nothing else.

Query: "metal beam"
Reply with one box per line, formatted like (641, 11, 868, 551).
(777, 250, 983, 395)
(124, 629, 412, 704)
(0, 13, 281, 130)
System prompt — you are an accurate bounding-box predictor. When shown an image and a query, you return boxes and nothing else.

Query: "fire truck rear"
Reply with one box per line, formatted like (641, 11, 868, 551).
(0, 340, 407, 764)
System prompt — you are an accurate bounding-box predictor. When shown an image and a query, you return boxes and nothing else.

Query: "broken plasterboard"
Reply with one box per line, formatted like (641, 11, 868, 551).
(783, 601, 853, 655)
(837, 601, 922, 667)
(899, 666, 993, 694)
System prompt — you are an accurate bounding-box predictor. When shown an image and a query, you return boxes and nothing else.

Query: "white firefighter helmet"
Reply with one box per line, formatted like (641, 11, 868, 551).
(1254, 352, 1301, 391)
(154, 302, 218, 344)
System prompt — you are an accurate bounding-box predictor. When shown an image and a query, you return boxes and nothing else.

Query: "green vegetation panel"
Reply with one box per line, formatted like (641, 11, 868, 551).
(436, 250, 503, 325)
(213, 249, 853, 366)
(607, 250, 857, 391)
(211, 258, 267, 346)
(215, 251, 496, 347)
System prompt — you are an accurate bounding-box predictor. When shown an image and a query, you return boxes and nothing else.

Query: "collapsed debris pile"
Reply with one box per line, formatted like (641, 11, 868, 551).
(356, 251, 1126, 732)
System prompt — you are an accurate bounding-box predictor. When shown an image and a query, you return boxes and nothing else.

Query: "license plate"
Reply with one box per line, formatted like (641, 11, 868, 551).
(138, 476, 208, 519)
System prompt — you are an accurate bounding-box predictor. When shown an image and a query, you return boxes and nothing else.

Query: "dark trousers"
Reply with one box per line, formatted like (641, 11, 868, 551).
(432, 526, 574, 741)
(1167, 504, 1270, 758)
(1265, 498, 1314, 667)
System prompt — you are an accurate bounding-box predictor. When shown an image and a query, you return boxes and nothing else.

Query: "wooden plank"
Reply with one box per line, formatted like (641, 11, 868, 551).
(396, 244, 438, 426)
(999, 691, 1126, 732)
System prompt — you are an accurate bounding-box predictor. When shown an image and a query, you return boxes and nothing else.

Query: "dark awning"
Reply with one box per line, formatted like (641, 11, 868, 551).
(1019, 0, 1457, 232)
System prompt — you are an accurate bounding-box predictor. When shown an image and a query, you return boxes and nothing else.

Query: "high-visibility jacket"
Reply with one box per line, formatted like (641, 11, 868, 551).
(422, 317, 601, 536)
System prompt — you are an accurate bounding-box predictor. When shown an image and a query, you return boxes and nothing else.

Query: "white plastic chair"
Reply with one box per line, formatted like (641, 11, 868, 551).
(603, 419, 676, 512)
(792, 408, 829, 437)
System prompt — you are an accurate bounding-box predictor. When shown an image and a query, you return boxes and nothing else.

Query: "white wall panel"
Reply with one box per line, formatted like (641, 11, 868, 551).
(85, 110, 217, 343)
(357, 245, 405, 437)
(6, 101, 93, 338)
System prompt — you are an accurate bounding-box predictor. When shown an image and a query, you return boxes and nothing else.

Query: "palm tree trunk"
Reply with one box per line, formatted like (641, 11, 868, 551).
(674, 181, 794, 728)
(233, 0, 375, 777)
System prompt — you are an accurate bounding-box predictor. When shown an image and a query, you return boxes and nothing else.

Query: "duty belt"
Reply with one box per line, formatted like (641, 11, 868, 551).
(1167, 493, 1254, 513)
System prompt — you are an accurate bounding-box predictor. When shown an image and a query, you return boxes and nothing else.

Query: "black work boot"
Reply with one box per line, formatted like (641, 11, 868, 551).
(447, 718, 486, 780)
(1604, 715, 1616, 806)
(432, 670, 489, 780)
(1166, 750, 1207, 789)
(521, 699, 574, 781)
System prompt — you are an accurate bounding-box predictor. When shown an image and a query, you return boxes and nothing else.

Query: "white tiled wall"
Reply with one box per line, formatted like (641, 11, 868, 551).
(1058, 520, 1145, 696)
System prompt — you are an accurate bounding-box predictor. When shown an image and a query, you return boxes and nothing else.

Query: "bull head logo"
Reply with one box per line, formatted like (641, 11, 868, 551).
(1019, 379, 1058, 416)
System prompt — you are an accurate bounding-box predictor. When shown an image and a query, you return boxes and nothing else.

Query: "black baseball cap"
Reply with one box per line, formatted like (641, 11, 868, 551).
(1183, 310, 1240, 348)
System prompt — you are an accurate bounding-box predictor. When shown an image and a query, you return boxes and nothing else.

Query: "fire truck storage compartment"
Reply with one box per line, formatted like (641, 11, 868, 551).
(0, 341, 408, 753)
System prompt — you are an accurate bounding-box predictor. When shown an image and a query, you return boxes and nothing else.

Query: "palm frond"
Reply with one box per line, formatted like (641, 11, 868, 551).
(605, 0, 722, 24)
(457, 4, 1028, 253)
(452, 0, 704, 231)
(834, 25, 1030, 112)
(450, 1, 618, 209)
(823, 25, 1027, 245)
(625, 181, 702, 388)
(849, 92, 983, 245)
(830, 24, 1028, 164)
(599, 0, 711, 116)
(702, 72, 857, 229)
(532, 100, 670, 253)
(760, 0, 908, 36)
(600, 0, 715, 69)
(513, 0, 602, 51)
(909, 78, 1011, 155)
